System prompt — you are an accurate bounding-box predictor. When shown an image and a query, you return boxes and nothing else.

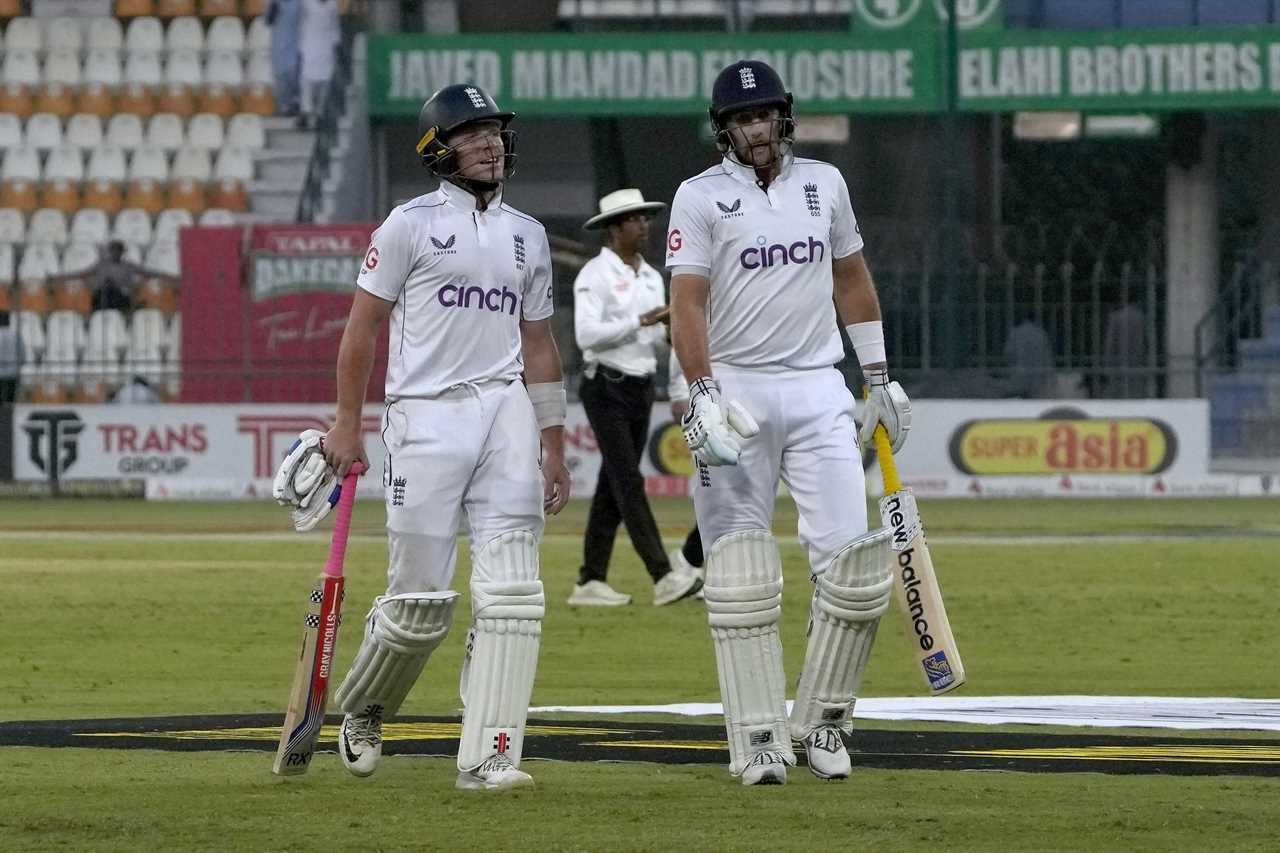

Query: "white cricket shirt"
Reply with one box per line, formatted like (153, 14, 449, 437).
(665, 154, 863, 371)
(357, 180, 554, 399)
(573, 246, 666, 378)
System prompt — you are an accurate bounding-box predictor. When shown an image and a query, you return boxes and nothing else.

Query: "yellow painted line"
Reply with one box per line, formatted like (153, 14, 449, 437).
(954, 745, 1280, 764)
(583, 740, 727, 751)
(73, 722, 650, 742)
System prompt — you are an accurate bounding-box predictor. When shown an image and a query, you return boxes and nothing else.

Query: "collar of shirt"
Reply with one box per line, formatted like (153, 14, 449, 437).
(439, 178, 505, 213)
(719, 150, 795, 190)
(600, 245, 656, 280)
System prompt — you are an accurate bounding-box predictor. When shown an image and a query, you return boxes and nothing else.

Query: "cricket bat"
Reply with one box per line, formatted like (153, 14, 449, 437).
(873, 426, 966, 694)
(272, 465, 363, 776)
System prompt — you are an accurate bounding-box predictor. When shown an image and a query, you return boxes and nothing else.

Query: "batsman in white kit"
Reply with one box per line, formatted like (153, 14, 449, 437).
(668, 60, 912, 785)
(272, 83, 571, 791)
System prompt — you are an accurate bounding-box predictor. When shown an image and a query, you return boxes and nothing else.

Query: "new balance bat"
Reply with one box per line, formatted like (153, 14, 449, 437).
(873, 426, 966, 694)
(272, 464, 363, 776)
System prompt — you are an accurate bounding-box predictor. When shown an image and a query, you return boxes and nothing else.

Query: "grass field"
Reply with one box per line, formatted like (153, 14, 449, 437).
(2, 496, 1278, 852)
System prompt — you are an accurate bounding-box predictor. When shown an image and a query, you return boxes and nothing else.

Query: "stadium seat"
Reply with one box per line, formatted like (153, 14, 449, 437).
(241, 52, 275, 115)
(70, 208, 111, 245)
(243, 0, 268, 14)
(16, 310, 46, 370)
(65, 113, 106, 150)
(0, 242, 12, 285)
(86, 18, 125, 52)
(44, 17, 84, 55)
(186, 113, 225, 150)
(24, 113, 64, 151)
(0, 0, 20, 17)
(117, 0, 158, 18)
(159, 50, 201, 115)
(43, 309, 86, 381)
(246, 16, 269, 54)
(124, 16, 165, 54)
(37, 50, 82, 118)
(18, 242, 60, 284)
(153, 208, 192, 244)
(0, 209, 25, 244)
(157, 0, 198, 17)
(120, 51, 162, 115)
(206, 17, 245, 54)
(85, 145, 128, 213)
(200, 51, 243, 115)
(61, 242, 98, 276)
(199, 0, 239, 19)
(198, 207, 234, 226)
(225, 112, 264, 149)
(145, 112, 185, 151)
(80, 49, 123, 115)
(0, 49, 41, 118)
(166, 15, 204, 53)
(27, 208, 69, 245)
(17, 277, 51, 315)
(41, 146, 85, 212)
(0, 114, 21, 149)
(125, 147, 170, 213)
(106, 113, 146, 149)
(127, 306, 167, 381)
(83, 308, 130, 385)
(210, 145, 251, 211)
(168, 147, 210, 212)
(1, 147, 42, 211)
(4, 17, 42, 54)
(113, 207, 154, 246)
(56, 242, 98, 314)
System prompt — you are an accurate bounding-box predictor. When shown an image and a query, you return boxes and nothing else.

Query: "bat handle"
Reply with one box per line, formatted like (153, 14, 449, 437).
(863, 384, 902, 494)
(323, 462, 364, 578)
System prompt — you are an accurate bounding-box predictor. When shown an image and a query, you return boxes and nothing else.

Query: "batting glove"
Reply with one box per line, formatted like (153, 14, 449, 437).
(859, 369, 911, 453)
(272, 429, 341, 532)
(681, 377, 759, 466)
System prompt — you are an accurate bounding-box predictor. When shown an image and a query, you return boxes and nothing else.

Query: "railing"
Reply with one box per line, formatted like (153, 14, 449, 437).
(296, 21, 359, 223)
(1193, 260, 1271, 395)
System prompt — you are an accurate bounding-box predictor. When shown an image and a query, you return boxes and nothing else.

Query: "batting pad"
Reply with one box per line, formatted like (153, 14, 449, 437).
(457, 530, 545, 772)
(704, 530, 795, 775)
(790, 527, 892, 740)
(334, 591, 460, 718)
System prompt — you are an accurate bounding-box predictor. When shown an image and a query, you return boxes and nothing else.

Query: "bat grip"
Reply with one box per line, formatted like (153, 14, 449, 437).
(863, 384, 902, 494)
(323, 462, 364, 578)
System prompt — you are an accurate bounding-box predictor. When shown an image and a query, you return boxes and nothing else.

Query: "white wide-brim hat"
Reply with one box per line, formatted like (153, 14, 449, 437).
(583, 188, 667, 230)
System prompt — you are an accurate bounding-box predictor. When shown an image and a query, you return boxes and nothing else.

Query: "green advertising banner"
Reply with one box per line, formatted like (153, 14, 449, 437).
(957, 26, 1280, 111)
(852, 0, 1004, 32)
(367, 33, 941, 118)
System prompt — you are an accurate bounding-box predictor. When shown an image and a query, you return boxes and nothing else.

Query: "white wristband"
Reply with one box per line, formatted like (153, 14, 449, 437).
(846, 321, 887, 368)
(527, 381, 566, 430)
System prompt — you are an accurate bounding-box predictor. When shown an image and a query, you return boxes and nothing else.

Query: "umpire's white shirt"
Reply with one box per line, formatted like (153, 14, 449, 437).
(357, 180, 554, 399)
(573, 246, 666, 377)
(665, 154, 862, 370)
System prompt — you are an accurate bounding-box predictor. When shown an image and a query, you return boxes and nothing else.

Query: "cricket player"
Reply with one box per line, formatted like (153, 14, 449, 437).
(273, 83, 570, 791)
(668, 60, 911, 785)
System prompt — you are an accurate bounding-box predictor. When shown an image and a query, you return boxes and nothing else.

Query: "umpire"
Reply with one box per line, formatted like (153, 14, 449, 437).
(570, 189, 703, 608)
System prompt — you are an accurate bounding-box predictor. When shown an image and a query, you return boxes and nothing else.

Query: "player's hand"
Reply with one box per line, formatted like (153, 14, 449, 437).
(273, 429, 341, 532)
(541, 443, 571, 515)
(323, 421, 368, 479)
(860, 369, 911, 453)
(639, 306, 670, 327)
(681, 377, 758, 466)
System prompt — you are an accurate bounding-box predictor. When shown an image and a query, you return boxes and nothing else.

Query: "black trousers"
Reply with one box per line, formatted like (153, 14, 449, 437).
(579, 369, 670, 585)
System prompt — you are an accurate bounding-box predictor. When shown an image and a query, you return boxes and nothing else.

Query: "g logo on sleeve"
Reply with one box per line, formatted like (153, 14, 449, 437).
(362, 246, 379, 273)
(667, 229, 683, 253)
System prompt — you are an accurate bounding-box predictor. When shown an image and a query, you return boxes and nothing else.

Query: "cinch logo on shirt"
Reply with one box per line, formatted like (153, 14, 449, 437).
(437, 282, 519, 315)
(739, 236, 826, 270)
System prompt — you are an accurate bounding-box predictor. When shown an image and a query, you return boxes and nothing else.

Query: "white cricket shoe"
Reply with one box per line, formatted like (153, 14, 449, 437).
(800, 725, 851, 780)
(740, 749, 791, 786)
(669, 548, 705, 600)
(338, 707, 383, 777)
(653, 565, 702, 606)
(568, 580, 632, 607)
(456, 753, 534, 791)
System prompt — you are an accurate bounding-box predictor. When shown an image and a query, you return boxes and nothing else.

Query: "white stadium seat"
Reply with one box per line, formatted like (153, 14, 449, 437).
(153, 208, 193, 244)
(246, 17, 269, 54)
(198, 207, 234, 226)
(225, 112, 265, 149)
(171, 146, 211, 182)
(124, 17, 165, 55)
(106, 113, 146, 149)
(84, 308, 131, 381)
(2, 147, 42, 182)
(128, 306, 167, 381)
(41, 49, 82, 87)
(144, 239, 180, 275)
(186, 112, 224, 150)
(65, 113, 106, 150)
(205, 16, 245, 54)
(123, 50, 163, 89)
(17, 242, 61, 281)
(44, 309, 87, 378)
(4, 17, 42, 54)
(127, 147, 169, 184)
(113, 207, 154, 245)
(60, 242, 99, 277)
(145, 112, 186, 151)
(24, 113, 64, 151)
(17, 311, 46, 365)
(83, 48, 124, 88)
(44, 17, 84, 55)
(87, 145, 128, 183)
(164, 49, 202, 87)
(0, 114, 22, 148)
(166, 16, 205, 53)
(0, 209, 25, 243)
(2, 48, 41, 86)
(43, 145, 85, 183)
(0, 244, 13, 284)
(213, 146, 252, 183)
(27, 208, 69, 244)
(86, 18, 125, 52)
(69, 208, 111, 245)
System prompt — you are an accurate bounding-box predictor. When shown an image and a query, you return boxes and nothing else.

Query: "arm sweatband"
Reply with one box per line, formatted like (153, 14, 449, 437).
(846, 321, 887, 368)
(527, 381, 566, 430)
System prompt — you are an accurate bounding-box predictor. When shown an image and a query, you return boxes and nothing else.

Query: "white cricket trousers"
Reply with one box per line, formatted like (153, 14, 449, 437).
(692, 365, 868, 575)
(381, 379, 545, 594)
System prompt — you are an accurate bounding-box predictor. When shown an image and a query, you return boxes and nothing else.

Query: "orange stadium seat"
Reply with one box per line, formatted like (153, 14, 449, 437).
(19, 279, 51, 315)
(52, 277, 93, 315)
(116, 0, 158, 18)
(0, 0, 23, 18)
(199, 0, 239, 19)
(1, 147, 41, 213)
(157, 0, 198, 17)
(243, 0, 268, 15)
(30, 379, 71, 404)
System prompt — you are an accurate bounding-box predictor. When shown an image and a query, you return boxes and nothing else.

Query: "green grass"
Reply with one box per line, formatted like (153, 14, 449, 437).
(2, 498, 1278, 851)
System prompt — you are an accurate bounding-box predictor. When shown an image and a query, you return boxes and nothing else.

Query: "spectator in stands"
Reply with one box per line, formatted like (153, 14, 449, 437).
(1003, 311, 1054, 398)
(298, 0, 342, 130)
(1102, 299, 1147, 398)
(268, 0, 303, 117)
(53, 241, 174, 314)
(0, 311, 17, 403)
(111, 374, 161, 404)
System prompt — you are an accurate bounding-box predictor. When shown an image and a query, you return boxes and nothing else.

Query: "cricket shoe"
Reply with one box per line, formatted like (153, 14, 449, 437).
(741, 749, 792, 786)
(800, 725, 851, 780)
(339, 706, 383, 777)
(653, 565, 703, 606)
(456, 753, 533, 791)
(669, 548, 705, 600)
(568, 580, 632, 607)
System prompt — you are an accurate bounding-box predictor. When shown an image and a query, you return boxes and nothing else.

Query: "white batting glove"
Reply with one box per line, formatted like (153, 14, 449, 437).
(681, 377, 759, 466)
(859, 369, 911, 453)
(272, 429, 340, 532)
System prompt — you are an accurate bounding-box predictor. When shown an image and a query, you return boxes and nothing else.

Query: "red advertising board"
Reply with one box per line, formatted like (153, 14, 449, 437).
(178, 224, 385, 402)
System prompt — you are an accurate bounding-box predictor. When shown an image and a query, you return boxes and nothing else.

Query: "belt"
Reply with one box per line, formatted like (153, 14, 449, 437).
(589, 364, 653, 385)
